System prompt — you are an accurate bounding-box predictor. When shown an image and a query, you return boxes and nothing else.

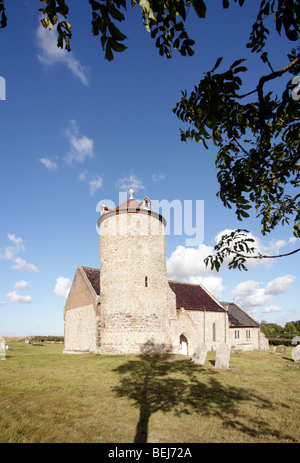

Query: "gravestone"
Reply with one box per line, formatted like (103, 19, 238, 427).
(0, 336, 6, 360)
(292, 344, 300, 362)
(192, 343, 208, 365)
(275, 345, 286, 354)
(258, 331, 269, 351)
(291, 336, 300, 346)
(215, 342, 230, 369)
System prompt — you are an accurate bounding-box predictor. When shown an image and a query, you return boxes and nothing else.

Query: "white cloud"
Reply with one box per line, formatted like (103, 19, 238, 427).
(6, 291, 32, 304)
(232, 280, 273, 308)
(12, 257, 38, 273)
(39, 157, 58, 170)
(79, 171, 103, 196)
(64, 120, 94, 164)
(167, 243, 215, 281)
(265, 274, 296, 295)
(78, 171, 87, 181)
(36, 24, 89, 86)
(232, 274, 296, 308)
(0, 246, 16, 261)
(289, 236, 297, 244)
(189, 276, 225, 299)
(0, 234, 25, 261)
(116, 175, 145, 192)
(152, 173, 166, 182)
(8, 234, 26, 251)
(89, 176, 103, 196)
(54, 277, 71, 299)
(14, 280, 31, 290)
(0, 301, 9, 307)
(248, 308, 258, 315)
(263, 305, 283, 313)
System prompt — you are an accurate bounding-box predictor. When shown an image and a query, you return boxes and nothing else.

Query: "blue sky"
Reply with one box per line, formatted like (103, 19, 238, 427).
(0, 1, 299, 336)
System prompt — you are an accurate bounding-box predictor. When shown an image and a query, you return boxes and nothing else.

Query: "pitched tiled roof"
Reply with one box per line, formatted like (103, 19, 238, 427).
(81, 266, 100, 296)
(102, 199, 143, 213)
(116, 199, 141, 211)
(81, 267, 226, 314)
(221, 302, 259, 328)
(168, 281, 226, 312)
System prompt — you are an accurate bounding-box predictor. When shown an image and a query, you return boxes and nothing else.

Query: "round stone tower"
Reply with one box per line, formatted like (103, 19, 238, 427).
(97, 187, 177, 354)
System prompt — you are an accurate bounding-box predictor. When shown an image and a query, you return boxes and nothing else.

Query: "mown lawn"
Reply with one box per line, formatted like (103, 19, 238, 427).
(0, 342, 299, 443)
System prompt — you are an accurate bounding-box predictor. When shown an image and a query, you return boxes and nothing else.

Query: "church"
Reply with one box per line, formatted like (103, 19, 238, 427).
(63, 188, 268, 355)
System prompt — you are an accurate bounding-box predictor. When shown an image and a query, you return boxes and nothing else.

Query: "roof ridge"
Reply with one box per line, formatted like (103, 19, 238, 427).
(81, 266, 99, 270)
(168, 280, 202, 287)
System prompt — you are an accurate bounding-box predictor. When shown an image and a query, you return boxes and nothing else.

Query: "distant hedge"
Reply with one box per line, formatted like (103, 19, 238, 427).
(31, 336, 64, 343)
(268, 338, 296, 347)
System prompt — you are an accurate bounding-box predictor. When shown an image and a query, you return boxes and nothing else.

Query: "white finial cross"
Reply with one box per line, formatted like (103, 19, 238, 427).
(128, 176, 134, 199)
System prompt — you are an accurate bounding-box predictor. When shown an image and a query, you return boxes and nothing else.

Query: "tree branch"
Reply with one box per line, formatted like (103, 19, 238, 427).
(257, 56, 300, 121)
(234, 246, 300, 260)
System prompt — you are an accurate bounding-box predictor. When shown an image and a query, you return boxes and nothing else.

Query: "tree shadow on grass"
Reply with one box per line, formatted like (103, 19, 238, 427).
(112, 342, 296, 443)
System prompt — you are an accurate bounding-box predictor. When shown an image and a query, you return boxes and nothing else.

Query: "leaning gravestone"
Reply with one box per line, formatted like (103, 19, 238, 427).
(275, 345, 286, 354)
(215, 342, 230, 369)
(0, 336, 6, 360)
(292, 344, 300, 362)
(192, 343, 208, 365)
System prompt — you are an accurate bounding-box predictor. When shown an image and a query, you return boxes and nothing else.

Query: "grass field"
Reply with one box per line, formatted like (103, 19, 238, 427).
(0, 342, 299, 443)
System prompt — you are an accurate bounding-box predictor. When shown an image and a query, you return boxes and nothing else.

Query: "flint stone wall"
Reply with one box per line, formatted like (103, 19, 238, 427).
(99, 212, 177, 354)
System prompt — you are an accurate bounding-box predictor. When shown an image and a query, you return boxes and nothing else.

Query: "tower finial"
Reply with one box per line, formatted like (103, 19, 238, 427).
(128, 175, 134, 199)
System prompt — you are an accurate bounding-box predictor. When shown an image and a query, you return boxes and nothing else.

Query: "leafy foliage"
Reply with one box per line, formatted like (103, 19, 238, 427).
(39, 0, 71, 50)
(36, 0, 201, 60)
(173, 0, 300, 269)
(29, 0, 245, 61)
(204, 229, 255, 272)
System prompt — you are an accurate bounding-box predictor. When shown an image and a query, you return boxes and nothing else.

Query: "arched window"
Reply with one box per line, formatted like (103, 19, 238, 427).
(213, 322, 216, 342)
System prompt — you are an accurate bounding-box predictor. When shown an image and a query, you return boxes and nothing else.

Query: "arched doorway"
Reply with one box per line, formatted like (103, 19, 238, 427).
(180, 334, 188, 355)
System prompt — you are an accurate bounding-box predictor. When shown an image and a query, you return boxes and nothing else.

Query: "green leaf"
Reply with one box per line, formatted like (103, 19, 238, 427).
(192, 0, 206, 18)
(109, 4, 125, 22)
(108, 22, 127, 41)
(211, 57, 223, 72)
(89, 0, 101, 11)
(105, 44, 114, 61)
(110, 39, 128, 52)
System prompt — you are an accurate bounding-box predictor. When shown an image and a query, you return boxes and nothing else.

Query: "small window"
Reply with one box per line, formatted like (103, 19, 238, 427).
(213, 323, 216, 342)
(145, 276, 148, 287)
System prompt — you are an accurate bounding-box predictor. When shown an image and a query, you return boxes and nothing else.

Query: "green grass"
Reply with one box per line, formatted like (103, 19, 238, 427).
(0, 342, 299, 443)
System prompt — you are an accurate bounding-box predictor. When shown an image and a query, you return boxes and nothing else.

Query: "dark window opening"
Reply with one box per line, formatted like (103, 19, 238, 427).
(145, 276, 148, 287)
